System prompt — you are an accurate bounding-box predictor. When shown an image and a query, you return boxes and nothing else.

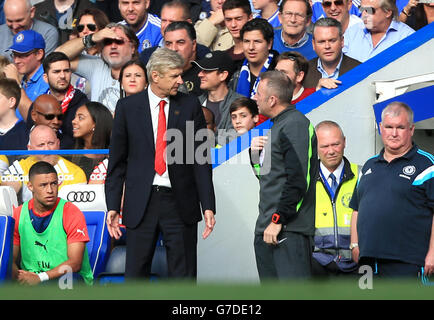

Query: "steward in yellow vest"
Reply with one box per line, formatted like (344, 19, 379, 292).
(312, 157, 359, 274)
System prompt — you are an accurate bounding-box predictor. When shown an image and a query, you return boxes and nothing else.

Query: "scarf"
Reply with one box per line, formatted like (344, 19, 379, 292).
(236, 51, 275, 98)
(49, 85, 75, 113)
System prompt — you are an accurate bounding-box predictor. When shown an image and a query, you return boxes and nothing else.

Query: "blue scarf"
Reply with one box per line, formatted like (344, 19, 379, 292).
(236, 51, 275, 98)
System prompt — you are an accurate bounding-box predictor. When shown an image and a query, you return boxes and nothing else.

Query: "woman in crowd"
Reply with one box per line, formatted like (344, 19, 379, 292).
(71, 101, 113, 181)
(119, 59, 148, 98)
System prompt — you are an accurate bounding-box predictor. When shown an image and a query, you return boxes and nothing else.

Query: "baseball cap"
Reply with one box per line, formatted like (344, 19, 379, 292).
(192, 51, 234, 74)
(9, 30, 46, 53)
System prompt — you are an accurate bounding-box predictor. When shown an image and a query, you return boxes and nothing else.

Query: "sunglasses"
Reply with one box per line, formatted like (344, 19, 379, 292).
(359, 6, 376, 14)
(77, 24, 97, 32)
(323, 0, 345, 7)
(35, 110, 64, 121)
(103, 38, 128, 46)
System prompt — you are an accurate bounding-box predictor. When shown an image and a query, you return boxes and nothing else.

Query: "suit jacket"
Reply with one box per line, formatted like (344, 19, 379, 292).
(303, 54, 361, 88)
(105, 89, 216, 229)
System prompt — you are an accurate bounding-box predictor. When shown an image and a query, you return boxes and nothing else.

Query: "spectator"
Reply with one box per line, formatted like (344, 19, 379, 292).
(252, 0, 281, 28)
(194, 50, 243, 145)
(71, 101, 113, 181)
(250, 70, 318, 280)
(2, 124, 86, 204)
(12, 161, 93, 285)
(275, 51, 315, 103)
(312, 120, 359, 277)
(195, 0, 235, 51)
(321, 0, 363, 37)
(0, 54, 11, 78)
(344, 0, 415, 62)
(0, 0, 59, 60)
(0, 77, 27, 150)
(118, 0, 162, 52)
(70, 8, 110, 98)
(34, 0, 96, 45)
(273, 0, 317, 60)
(29, 94, 63, 137)
(349, 102, 434, 278)
(56, 22, 139, 114)
(231, 18, 277, 99)
(26, 52, 89, 149)
(119, 59, 147, 98)
(223, 0, 253, 71)
(400, 0, 434, 30)
(3, 30, 49, 121)
(304, 17, 361, 90)
(229, 96, 259, 134)
(163, 21, 205, 97)
(202, 106, 217, 133)
(311, 0, 362, 24)
(139, 0, 211, 66)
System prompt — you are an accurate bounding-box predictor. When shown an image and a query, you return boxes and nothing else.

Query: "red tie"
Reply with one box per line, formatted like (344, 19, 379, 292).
(155, 100, 167, 175)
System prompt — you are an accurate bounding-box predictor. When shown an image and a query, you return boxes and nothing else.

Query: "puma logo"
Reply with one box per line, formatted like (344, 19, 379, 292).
(34, 240, 48, 252)
(76, 228, 85, 237)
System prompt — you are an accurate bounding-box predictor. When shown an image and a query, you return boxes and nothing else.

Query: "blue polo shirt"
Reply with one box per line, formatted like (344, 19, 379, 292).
(272, 29, 317, 60)
(20, 64, 49, 120)
(344, 20, 415, 62)
(350, 145, 434, 266)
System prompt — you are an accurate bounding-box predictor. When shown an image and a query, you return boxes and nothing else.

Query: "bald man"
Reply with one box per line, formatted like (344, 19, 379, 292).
(0, 0, 59, 60)
(28, 94, 73, 149)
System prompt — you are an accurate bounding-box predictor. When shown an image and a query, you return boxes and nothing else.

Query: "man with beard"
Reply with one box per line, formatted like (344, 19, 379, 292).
(118, 0, 162, 52)
(56, 22, 138, 113)
(25, 52, 89, 149)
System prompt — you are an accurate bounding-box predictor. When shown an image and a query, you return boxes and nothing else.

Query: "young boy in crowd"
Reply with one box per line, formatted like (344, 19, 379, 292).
(0, 78, 27, 150)
(230, 97, 259, 135)
(252, 0, 281, 28)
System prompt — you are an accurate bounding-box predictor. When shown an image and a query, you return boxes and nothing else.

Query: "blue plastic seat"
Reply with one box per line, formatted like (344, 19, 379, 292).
(0, 215, 15, 283)
(82, 211, 111, 278)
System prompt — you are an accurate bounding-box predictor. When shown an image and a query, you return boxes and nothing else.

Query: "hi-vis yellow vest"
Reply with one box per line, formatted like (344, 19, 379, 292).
(314, 163, 358, 258)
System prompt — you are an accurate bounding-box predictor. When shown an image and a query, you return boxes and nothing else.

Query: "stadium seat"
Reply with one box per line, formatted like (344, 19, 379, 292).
(97, 233, 168, 284)
(0, 186, 18, 216)
(82, 210, 111, 278)
(58, 184, 107, 211)
(0, 215, 15, 283)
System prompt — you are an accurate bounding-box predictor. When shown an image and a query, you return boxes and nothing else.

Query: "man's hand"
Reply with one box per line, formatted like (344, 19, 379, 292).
(17, 270, 41, 286)
(351, 246, 360, 264)
(3, 64, 21, 84)
(107, 210, 122, 239)
(202, 210, 216, 239)
(263, 222, 282, 245)
(91, 27, 123, 43)
(316, 78, 342, 90)
(424, 249, 434, 276)
(208, 9, 225, 26)
(251, 136, 268, 152)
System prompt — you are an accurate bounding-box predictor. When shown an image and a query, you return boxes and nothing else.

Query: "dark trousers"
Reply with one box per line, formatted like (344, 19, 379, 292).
(359, 257, 422, 278)
(125, 188, 198, 279)
(254, 231, 312, 281)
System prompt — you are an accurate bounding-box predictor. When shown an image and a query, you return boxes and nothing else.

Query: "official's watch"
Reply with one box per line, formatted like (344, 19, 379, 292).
(349, 243, 359, 250)
(271, 213, 281, 224)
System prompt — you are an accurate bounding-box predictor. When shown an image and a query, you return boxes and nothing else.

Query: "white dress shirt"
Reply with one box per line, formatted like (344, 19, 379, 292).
(320, 159, 344, 188)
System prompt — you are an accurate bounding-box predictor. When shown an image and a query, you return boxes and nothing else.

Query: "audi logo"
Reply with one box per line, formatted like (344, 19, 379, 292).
(66, 191, 96, 202)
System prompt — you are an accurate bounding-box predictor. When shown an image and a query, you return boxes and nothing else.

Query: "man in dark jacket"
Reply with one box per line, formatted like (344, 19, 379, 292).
(303, 17, 361, 90)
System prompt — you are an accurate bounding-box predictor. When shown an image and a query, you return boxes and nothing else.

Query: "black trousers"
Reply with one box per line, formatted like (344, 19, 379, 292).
(254, 231, 312, 281)
(125, 187, 198, 279)
(359, 257, 423, 278)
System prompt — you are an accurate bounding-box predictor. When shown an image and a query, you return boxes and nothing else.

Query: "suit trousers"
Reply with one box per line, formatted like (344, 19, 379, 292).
(125, 187, 198, 279)
(254, 231, 312, 281)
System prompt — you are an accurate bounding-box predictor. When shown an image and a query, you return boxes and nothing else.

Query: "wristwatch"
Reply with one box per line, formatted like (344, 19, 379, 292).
(271, 213, 281, 224)
(349, 243, 359, 250)
(82, 34, 96, 49)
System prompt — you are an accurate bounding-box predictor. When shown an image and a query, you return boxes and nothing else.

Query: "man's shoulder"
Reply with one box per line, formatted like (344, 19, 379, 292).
(32, 18, 58, 34)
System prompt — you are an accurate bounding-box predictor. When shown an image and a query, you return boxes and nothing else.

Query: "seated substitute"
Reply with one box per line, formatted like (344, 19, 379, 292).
(12, 161, 93, 285)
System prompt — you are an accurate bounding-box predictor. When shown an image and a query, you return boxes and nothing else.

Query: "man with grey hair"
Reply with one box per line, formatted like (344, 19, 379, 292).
(344, 0, 414, 62)
(0, 0, 59, 60)
(105, 47, 216, 280)
(304, 17, 361, 90)
(250, 70, 318, 280)
(56, 22, 139, 113)
(350, 101, 434, 278)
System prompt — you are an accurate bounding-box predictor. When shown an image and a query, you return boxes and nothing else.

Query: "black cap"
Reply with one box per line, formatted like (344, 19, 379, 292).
(192, 51, 234, 74)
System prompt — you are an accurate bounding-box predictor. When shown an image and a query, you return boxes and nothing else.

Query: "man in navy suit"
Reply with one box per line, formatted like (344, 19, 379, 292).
(105, 47, 216, 279)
